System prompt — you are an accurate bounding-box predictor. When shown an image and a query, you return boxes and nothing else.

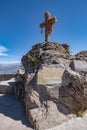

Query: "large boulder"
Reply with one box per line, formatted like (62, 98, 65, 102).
(61, 69, 87, 112)
(15, 42, 87, 130)
(70, 60, 87, 72)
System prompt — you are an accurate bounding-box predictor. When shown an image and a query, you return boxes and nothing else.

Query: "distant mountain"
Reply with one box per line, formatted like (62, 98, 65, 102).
(0, 63, 21, 74)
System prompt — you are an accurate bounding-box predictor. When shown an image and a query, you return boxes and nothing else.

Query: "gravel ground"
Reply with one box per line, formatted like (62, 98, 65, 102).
(0, 94, 33, 130)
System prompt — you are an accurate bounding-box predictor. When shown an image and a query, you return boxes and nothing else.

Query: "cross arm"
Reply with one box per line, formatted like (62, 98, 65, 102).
(39, 22, 46, 28)
(48, 17, 57, 24)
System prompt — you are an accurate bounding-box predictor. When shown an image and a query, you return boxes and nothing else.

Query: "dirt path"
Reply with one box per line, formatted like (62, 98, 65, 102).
(0, 94, 33, 130)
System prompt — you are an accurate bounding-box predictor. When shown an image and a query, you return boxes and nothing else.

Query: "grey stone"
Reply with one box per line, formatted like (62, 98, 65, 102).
(70, 60, 87, 72)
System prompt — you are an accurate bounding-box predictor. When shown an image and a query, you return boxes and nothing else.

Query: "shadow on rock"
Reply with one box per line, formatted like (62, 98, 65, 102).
(0, 94, 33, 128)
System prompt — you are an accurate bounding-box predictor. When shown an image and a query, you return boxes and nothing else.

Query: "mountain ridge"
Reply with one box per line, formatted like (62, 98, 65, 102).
(0, 63, 21, 74)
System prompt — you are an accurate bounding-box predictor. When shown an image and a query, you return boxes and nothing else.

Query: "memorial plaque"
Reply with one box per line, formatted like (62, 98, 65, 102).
(37, 68, 64, 85)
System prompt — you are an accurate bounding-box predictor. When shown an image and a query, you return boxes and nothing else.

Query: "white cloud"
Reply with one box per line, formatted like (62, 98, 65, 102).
(0, 45, 8, 56)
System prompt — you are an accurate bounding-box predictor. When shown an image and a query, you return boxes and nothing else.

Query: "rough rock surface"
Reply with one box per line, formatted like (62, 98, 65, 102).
(15, 42, 87, 130)
(75, 51, 87, 60)
(14, 68, 25, 100)
(70, 60, 87, 72)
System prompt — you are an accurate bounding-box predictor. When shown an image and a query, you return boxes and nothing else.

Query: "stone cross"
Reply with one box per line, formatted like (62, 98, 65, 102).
(40, 11, 57, 42)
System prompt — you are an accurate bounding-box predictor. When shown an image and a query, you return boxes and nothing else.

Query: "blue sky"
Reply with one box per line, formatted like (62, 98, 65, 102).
(0, 0, 87, 63)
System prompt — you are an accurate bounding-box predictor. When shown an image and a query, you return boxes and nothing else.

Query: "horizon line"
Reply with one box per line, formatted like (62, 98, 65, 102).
(0, 61, 21, 64)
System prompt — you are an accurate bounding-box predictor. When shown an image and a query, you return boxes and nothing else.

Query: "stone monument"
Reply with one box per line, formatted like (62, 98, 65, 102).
(15, 12, 87, 130)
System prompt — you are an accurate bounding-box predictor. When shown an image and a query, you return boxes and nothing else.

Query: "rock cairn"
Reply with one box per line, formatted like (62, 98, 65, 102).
(15, 42, 87, 130)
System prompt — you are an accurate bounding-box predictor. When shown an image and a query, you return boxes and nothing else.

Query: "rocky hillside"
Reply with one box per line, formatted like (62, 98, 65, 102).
(15, 42, 87, 130)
